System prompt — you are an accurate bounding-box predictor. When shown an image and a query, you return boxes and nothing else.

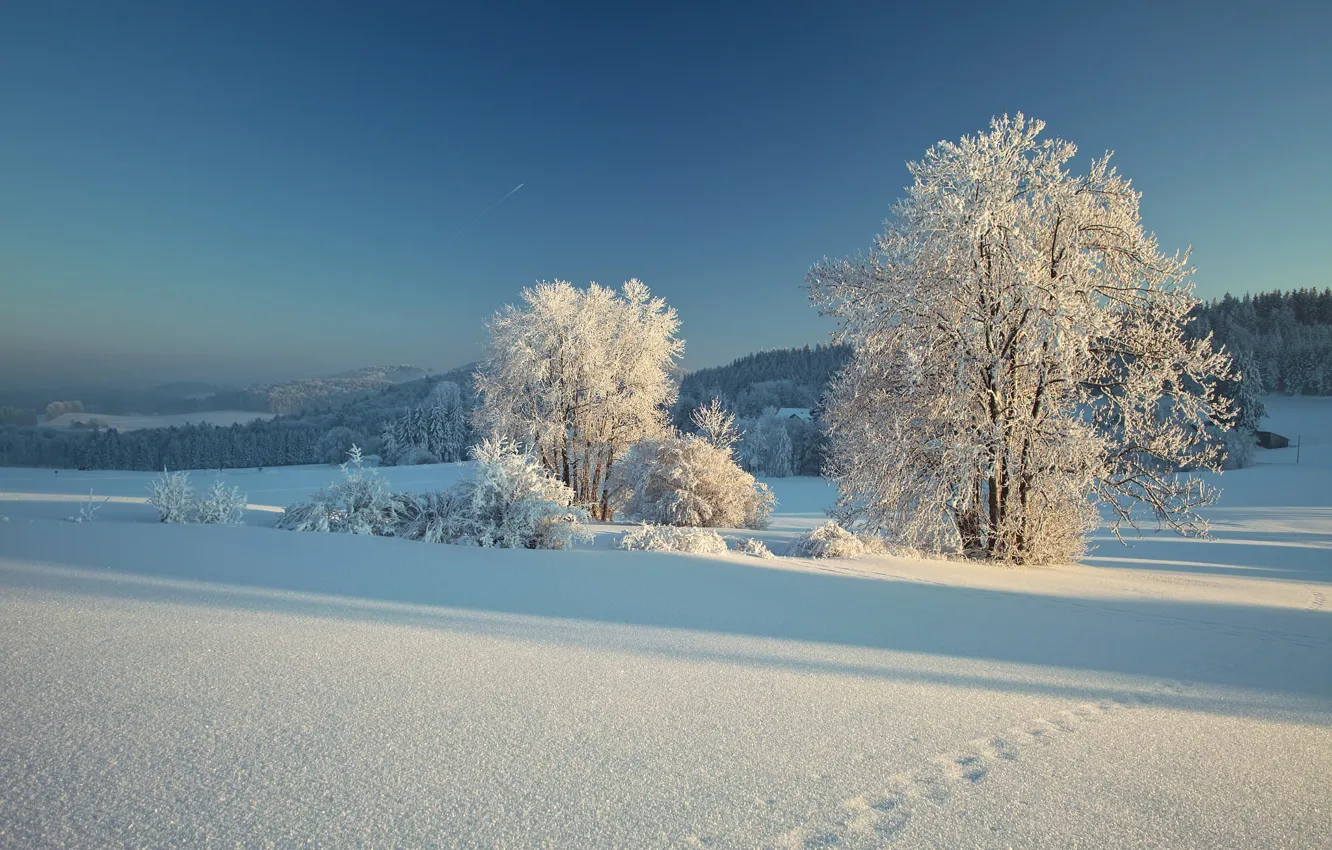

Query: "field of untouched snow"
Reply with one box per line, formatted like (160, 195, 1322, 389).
(1, 397, 1329, 848)
(42, 409, 276, 431)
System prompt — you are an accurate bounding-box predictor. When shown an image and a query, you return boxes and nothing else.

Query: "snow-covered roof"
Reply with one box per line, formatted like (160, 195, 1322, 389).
(776, 407, 813, 421)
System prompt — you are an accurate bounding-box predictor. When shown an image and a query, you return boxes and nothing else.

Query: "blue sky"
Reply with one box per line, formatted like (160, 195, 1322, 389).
(1, 0, 1328, 389)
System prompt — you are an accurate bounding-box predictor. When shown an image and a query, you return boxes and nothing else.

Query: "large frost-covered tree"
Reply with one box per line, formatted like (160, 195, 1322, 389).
(476, 279, 683, 519)
(807, 115, 1235, 564)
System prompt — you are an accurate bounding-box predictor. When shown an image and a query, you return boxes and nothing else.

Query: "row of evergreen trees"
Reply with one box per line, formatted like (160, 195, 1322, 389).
(672, 344, 850, 426)
(377, 382, 474, 465)
(0, 366, 478, 470)
(0, 418, 330, 470)
(1191, 288, 1332, 396)
(669, 345, 851, 477)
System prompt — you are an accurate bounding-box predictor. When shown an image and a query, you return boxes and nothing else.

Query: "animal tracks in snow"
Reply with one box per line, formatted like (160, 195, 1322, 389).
(767, 572, 1330, 848)
(773, 687, 1182, 849)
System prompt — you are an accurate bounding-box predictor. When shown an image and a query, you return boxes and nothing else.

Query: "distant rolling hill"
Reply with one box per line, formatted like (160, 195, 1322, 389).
(255, 365, 432, 414)
(43, 411, 277, 432)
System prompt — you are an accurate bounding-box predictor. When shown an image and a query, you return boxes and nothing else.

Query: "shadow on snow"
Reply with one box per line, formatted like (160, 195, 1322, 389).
(1, 520, 1329, 724)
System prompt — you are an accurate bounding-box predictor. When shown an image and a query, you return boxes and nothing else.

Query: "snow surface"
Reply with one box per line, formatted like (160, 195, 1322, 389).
(42, 410, 276, 430)
(1, 397, 1329, 848)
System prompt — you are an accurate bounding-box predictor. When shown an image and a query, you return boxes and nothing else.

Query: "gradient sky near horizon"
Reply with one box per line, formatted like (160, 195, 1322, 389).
(2, 0, 1329, 390)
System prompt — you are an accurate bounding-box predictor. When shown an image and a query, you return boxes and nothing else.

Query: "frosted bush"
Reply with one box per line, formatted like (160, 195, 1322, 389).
(197, 480, 246, 525)
(273, 494, 338, 533)
(615, 434, 775, 529)
(618, 524, 729, 555)
(786, 521, 866, 559)
(450, 438, 591, 549)
(397, 446, 440, 466)
(278, 441, 589, 549)
(66, 488, 109, 523)
(275, 445, 399, 535)
(395, 490, 470, 544)
(738, 538, 774, 558)
(856, 533, 889, 555)
(149, 469, 196, 523)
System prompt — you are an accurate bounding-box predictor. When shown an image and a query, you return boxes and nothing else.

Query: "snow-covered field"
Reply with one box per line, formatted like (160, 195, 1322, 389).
(42, 409, 276, 430)
(1, 398, 1329, 847)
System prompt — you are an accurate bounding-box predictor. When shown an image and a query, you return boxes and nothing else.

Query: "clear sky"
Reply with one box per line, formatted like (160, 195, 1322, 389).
(2, 0, 1328, 390)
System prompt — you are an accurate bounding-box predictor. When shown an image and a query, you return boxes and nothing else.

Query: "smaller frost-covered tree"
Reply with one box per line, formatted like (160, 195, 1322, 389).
(149, 468, 196, 523)
(197, 480, 246, 525)
(476, 279, 683, 519)
(615, 433, 775, 529)
(275, 445, 399, 535)
(691, 398, 740, 453)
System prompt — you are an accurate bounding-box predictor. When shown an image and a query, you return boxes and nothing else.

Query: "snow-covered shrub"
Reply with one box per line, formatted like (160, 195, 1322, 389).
(618, 523, 729, 555)
(615, 433, 775, 529)
(149, 469, 196, 523)
(272, 494, 338, 533)
(450, 438, 591, 549)
(397, 446, 440, 466)
(737, 538, 774, 558)
(786, 522, 868, 559)
(275, 445, 399, 535)
(66, 488, 108, 523)
(394, 490, 470, 544)
(856, 532, 889, 556)
(197, 480, 246, 525)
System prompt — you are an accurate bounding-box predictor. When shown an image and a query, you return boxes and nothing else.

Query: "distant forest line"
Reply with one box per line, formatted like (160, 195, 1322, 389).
(1, 287, 1327, 471)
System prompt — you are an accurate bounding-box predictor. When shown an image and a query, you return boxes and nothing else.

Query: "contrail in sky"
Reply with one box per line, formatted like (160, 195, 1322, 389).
(446, 183, 525, 241)
(476, 182, 525, 219)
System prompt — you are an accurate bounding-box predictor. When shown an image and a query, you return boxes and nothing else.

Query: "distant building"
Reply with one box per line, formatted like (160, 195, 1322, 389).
(1256, 431, 1290, 449)
(776, 407, 813, 422)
